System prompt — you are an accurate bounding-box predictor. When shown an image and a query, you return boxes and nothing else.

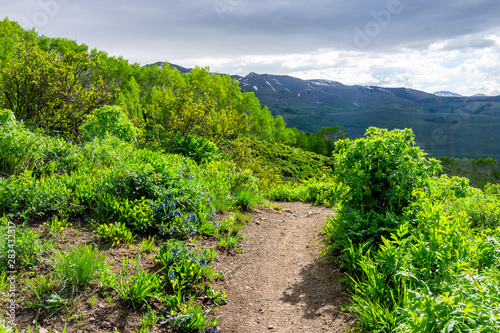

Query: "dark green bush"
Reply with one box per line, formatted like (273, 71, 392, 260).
(326, 127, 441, 248)
(334, 127, 440, 216)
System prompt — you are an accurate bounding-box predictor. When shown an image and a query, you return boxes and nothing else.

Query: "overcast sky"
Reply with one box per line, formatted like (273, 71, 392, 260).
(3, 0, 500, 96)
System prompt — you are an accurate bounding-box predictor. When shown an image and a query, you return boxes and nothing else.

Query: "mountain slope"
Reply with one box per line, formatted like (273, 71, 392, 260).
(150, 62, 500, 159)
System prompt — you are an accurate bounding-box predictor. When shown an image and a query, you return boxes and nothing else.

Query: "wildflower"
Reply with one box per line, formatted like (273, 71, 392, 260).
(60, 227, 64, 231)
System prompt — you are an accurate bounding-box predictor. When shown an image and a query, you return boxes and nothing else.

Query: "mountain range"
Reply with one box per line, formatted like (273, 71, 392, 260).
(152, 62, 500, 159)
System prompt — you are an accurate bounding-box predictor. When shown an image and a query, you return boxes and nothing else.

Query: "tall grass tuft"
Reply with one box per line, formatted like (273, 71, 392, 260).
(51, 243, 108, 293)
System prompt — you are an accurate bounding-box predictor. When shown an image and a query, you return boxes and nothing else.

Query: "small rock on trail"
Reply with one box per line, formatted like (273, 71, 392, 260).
(214, 202, 354, 333)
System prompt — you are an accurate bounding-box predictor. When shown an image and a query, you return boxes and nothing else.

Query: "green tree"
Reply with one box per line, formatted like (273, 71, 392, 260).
(0, 41, 110, 137)
(274, 115, 287, 143)
(117, 76, 143, 123)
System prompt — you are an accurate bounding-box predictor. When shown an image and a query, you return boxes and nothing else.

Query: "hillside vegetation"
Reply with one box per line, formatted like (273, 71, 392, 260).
(1, 17, 500, 333)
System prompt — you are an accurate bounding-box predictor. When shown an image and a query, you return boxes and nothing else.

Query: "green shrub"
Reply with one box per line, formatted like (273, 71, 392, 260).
(165, 134, 219, 164)
(0, 171, 77, 219)
(334, 127, 440, 216)
(0, 109, 16, 125)
(484, 182, 500, 197)
(0, 216, 47, 270)
(95, 222, 135, 246)
(76, 134, 136, 169)
(154, 239, 217, 294)
(199, 159, 262, 212)
(0, 115, 47, 175)
(266, 176, 339, 207)
(448, 194, 500, 229)
(87, 154, 215, 234)
(0, 110, 79, 176)
(327, 127, 441, 248)
(80, 105, 140, 143)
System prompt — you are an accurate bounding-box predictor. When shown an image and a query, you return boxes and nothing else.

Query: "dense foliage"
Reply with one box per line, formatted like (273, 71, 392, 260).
(322, 128, 500, 332)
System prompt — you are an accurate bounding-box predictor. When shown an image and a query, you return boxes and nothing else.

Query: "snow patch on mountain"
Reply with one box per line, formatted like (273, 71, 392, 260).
(265, 80, 276, 92)
(434, 91, 463, 97)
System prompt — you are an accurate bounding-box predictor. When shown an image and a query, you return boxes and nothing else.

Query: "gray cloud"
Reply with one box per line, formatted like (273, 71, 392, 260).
(2, 0, 500, 95)
(443, 35, 496, 51)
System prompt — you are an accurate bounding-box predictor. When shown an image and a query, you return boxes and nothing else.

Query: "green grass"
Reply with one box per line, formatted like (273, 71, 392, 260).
(114, 255, 163, 309)
(51, 243, 108, 293)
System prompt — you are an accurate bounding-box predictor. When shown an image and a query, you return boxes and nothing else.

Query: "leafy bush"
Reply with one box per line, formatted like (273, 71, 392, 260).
(326, 127, 441, 248)
(165, 134, 219, 164)
(199, 159, 261, 212)
(325, 163, 500, 331)
(154, 239, 217, 294)
(95, 222, 135, 246)
(0, 171, 77, 219)
(0, 112, 49, 175)
(0, 111, 82, 176)
(484, 182, 500, 197)
(266, 175, 339, 207)
(75, 134, 136, 169)
(334, 127, 440, 216)
(87, 153, 215, 234)
(0, 109, 15, 125)
(159, 301, 219, 332)
(0, 216, 47, 270)
(80, 105, 140, 143)
(448, 193, 500, 229)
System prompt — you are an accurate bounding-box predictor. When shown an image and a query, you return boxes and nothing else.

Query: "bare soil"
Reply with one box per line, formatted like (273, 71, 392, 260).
(11, 202, 354, 332)
(214, 202, 354, 333)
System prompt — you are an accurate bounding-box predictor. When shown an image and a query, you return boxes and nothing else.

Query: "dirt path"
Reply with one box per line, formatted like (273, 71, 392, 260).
(214, 202, 354, 333)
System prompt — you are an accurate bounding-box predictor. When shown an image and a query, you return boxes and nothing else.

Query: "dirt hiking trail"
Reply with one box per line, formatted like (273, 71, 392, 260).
(214, 202, 354, 333)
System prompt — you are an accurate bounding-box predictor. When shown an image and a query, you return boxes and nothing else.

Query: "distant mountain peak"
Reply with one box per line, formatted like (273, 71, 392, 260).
(471, 93, 488, 97)
(246, 72, 259, 78)
(434, 91, 463, 97)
